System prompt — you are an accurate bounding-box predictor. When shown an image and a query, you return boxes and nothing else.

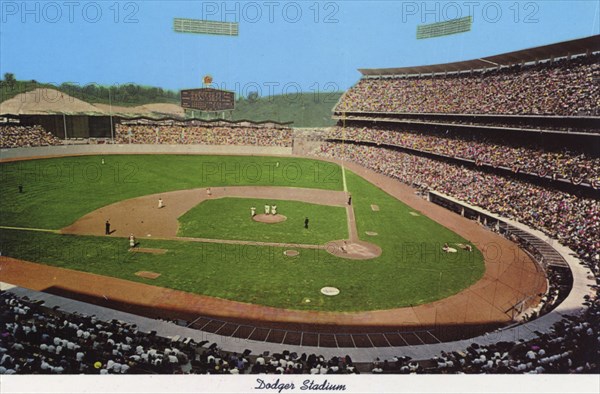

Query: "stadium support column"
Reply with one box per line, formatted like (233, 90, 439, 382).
(109, 87, 115, 143)
(62, 113, 68, 140)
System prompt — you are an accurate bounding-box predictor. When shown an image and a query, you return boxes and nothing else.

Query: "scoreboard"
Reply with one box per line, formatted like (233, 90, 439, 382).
(180, 88, 235, 111)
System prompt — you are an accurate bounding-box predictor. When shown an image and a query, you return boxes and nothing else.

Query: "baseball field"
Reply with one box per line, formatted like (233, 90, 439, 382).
(0, 154, 485, 312)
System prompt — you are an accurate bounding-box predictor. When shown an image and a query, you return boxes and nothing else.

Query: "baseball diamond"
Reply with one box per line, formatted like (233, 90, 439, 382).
(0, 20, 598, 384)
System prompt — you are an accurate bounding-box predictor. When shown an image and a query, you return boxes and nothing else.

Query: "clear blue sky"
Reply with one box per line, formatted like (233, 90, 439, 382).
(1, 0, 598, 95)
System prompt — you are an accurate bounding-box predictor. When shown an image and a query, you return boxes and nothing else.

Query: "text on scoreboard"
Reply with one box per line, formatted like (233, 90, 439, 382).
(180, 88, 235, 111)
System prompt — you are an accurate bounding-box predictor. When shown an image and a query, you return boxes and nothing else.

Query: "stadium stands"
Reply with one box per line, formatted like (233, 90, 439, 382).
(336, 54, 599, 116)
(334, 115, 599, 134)
(0, 291, 360, 374)
(324, 126, 600, 186)
(1, 287, 597, 374)
(0, 122, 293, 149)
(115, 124, 293, 147)
(0, 125, 62, 149)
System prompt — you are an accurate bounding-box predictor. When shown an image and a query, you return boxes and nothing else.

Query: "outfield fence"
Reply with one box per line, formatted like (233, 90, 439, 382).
(0, 144, 292, 161)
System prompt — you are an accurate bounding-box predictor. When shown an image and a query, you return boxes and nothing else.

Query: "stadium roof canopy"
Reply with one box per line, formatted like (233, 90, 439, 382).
(359, 35, 600, 76)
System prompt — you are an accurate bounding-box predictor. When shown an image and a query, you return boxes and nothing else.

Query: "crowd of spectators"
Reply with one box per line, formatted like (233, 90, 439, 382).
(373, 290, 598, 374)
(318, 142, 599, 280)
(0, 291, 360, 375)
(339, 115, 599, 134)
(337, 54, 599, 116)
(2, 286, 597, 375)
(115, 124, 293, 147)
(0, 293, 195, 374)
(325, 126, 600, 186)
(0, 125, 62, 149)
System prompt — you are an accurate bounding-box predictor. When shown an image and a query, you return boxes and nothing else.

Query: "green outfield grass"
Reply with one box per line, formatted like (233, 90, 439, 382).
(178, 198, 348, 244)
(0, 155, 485, 311)
(0, 155, 343, 229)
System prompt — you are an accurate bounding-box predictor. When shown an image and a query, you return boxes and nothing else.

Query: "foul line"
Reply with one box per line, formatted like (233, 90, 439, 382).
(1, 225, 331, 251)
(341, 109, 348, 193)
(155, 236, 327, 250)
(341, 161, 348, 193)
(0, 225, 59, 234)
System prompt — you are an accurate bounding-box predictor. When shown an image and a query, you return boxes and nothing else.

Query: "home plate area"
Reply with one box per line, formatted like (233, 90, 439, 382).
(325, 240, 382, 260)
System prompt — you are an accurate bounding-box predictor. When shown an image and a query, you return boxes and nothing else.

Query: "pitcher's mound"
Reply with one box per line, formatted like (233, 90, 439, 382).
(325, 240, 382, 260)
(252, 214, 287, 224)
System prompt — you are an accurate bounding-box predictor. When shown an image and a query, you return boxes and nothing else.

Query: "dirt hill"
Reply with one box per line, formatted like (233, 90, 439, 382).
(0, 88, 184, 117)
(93, 103, 185, 117)
(0, 88, 102, 114)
